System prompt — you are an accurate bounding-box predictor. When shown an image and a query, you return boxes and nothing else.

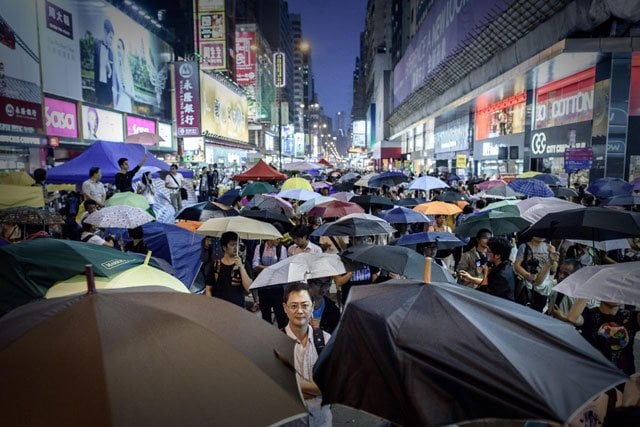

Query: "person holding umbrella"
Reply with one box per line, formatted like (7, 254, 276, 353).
(205, 231, 252, 307)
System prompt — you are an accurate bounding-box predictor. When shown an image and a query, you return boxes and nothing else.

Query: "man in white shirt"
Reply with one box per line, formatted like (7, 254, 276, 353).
(283, 282, 332, 426)
(82, 167, 106, 207)
(80, 222, 114, 247)
(164, 163, 184, 211)
(288, 225, 322, 256)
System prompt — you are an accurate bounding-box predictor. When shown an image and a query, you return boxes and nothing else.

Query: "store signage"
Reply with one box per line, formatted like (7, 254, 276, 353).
(535, 68, 596, 129)
(126, 116, 156, 137)
(273, 52, 286, 88)
(235, 29, 256, 85)
(174, 61, 201, 137)
(529, 122, 591, 158)
(564, 148, 593, 172)
(45, 97, 78, 138)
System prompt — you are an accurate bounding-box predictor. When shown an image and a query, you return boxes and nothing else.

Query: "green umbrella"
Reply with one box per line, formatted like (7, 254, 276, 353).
(479, 199, 520, 212)
(240, 182, 277, 197)
(455, 211, 531, 238)
(0, 239, 146, 315)
(105, 192, 150, 210)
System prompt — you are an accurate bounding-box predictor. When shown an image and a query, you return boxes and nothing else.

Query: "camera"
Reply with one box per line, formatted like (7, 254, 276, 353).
(524, 258, 540, 274)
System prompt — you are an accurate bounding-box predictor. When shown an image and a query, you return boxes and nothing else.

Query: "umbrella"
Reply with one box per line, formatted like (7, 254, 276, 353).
(395, 197, 426, 207)
(413, 201, 462, 216)
(587, 177, 633, 198)
(246, 194, 295, 217)
(553, 187, 579, 198)
(282, 161, 323, 171)
(338, 212, 391, 223)
(632, 177, 640, 191)
(532, 173, 562, 186)
(297, 196, 337, 214)
(455, 210, 531, 237)
(378, 206, 431, 224)
(277, 188, 321, 201)
(311, 217, 395, 237)
(217, 188, 242, 206)
(240, 182, 277, 197)
(554, 261, 640, 307)
(105, 192, 150, 210)
(239, 209, 293, 232)
(481, 185, 523, 199)
(517, 170, 541, 178)
(567, 239, 630, 252)
(175, 220, 203, 233)
(281, 177, 313, 191)
(603, 194, 640, 206)
(331, 191, 355, 202)
(0, 206, 63, 225)
(0, 171, 35, 186)
(508, 179, 554, 198)
(310, 181, 332, 190)
(249, 253, 347, 289)
(395, 231, 463, 250)
(433, 191, 469, 203)
(367, 171, 409, 188)
(516, 197, 583, 224)
(84, 205, 154, 229)
(520, 207, 640, 241)
(447, 174, 462, 182)
(353, 173, 377, 187)
(0, 286, 306, 426)
(337, 172, 360, 183)
(408, 176, 449, 192)
(476, 179, 507, 191)
(196, 216, 283, 240)
(307, 200, 365, 219)
(340, 244, 455, 283)
(318, 158, 333, 168)
(125, 131, 164, 145)
(479, 199, 520, 212)
(350, 195, 394, 212)
(313, 280, 627, 426)
(176, 201, 239, 221)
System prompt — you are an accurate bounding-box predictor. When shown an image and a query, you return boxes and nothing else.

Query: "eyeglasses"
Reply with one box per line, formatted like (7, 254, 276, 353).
(286, 302, 312, 311)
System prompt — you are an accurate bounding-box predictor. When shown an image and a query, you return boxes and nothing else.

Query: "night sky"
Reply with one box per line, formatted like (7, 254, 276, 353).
(286, 0, 367, 119)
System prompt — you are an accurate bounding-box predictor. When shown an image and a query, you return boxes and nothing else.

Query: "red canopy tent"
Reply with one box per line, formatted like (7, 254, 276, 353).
(318, 158, 334, 168)
(233, 160, 288, 182)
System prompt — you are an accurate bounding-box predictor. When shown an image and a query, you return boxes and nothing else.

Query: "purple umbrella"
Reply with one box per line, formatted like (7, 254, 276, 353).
(508, 179, 554, 198)
(587, 177, 633, 198)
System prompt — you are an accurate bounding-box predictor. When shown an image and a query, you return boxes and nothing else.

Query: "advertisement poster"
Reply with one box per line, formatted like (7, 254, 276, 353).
(193, 0, 225, 72)
(201, 73, 248, 143)
(157, 122, 173, 148)
(235, 29, 256, 85)
(174, 61, 201, 137)
(474, 94, 526, 140)
(0, 0, 42, 127)
(182, 136, 204, 162)
(45, 96, 78, 138)
(126, 115, 156, 140)
(39, 0, 173, 119)
(81, 105, 123, 141)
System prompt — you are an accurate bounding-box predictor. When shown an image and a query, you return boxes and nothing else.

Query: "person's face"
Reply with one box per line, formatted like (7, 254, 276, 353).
(117, 41, 124, 59)
(122, 160, 129, 171)
(93, 169, 102, 181)
(283, 290, 313, 328)
(477, 233, 492, 249)
(86, 204, 97, 214)
(223, 240, 238, 255)
(293, 235, 308, 247)
(436, 216, 445, 225)
(170, 166, 178, 175)
(105, 30, 114, 47)
(423, 244, 437, 257)
(556, 264, 575, 282)
(266, 239, 277, 247)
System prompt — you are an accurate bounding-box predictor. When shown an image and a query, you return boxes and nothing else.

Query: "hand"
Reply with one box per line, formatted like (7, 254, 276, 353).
(458, 270, 471, 281)
(233, 256, 243, 268)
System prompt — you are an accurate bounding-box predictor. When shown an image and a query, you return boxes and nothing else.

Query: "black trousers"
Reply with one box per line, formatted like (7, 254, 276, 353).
(258, 287, 287, 329)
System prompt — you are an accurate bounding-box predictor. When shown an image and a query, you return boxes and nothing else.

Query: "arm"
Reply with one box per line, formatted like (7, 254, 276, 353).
(513, 257, 535, 283)
(233, 255, 253, 292)
(299, 378, 322, 399)
(334, 271, 352, 287)
(205, 285, 213, 297)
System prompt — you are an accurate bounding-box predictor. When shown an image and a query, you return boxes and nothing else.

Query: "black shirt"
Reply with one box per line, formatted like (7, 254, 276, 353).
(115, 165, 141, 192)
(486, 260, 515, 301)
(208, 261, 245, 307)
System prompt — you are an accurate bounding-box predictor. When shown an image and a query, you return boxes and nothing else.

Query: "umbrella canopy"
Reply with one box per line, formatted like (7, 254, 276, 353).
(508, 179, 554, 198)
(379, 206, 431, 224)
(479, 199, 520, 212)
(367, 171, 409, 188)
(217, 188, 242, 206)
(517, 170, 541, 178)
(396, 231, 463, 250)
(483, 185, 523, 199)
(282, 161, 323, 171)
(249, 253, 347, 289)
(337, 172, 360, 183)
(350, 195, 394, 212)
(340, 245, 455, 283)
(532, 173, 562, 186)
(516, 197, 583, 224)
(353, 172, 377, 187)
(105, 192, 150, 210)
(339, 212, 390, 223)
(603, 194, 640, 206)
(413, 201, 462, 216)
(310, 181, 332, 190)
(520, 207, 640, 241)
(233, 159, 287, 182)
(433, 191, 469, 203)
(240, 209, 293, 232)
(175, 220, 203, 233)
(0, 206, 63, 225)
(0, 171, 35, 186)
(176, 201, 239, 221)
(125, 131, 164, 145)
(395, 197, 427, 207)
(331, 191, 355, 202)
(277, 188, 321, 201)
(240, 182, 277, 197)
(311, 217, 395, 237)
(281, 177, 313, 191)
(297, 196, 337, 214)
(554, 261, 640, 307)
(0, 287, 306, 426)
(587, 177, 633, 198)
(196, 216, 283, 240)
(455, 210, 531, 237)
(246, 193, 295, 217)
(475, 179, 507, 191)
(408, 176, 449, 192)
(314, 280, 627, 426)
(85, 205, 154, 229)
(553, 187, 579, 199)
(318, 158, 334, 168)
(567, 238, 630, 252)
(0, 185, 45, 209)
(307, 200, 365, 219)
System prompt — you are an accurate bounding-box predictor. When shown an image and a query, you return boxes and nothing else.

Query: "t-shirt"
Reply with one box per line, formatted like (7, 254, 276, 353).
(165, 173, 184, 190)
(581, 308, 640, 375)
(114, 165, 141, 193)
(207, 260, 245, 307)
(486, 260, 515, 301)
(82, 179, 106, 204)
(80, 231, 106, 246)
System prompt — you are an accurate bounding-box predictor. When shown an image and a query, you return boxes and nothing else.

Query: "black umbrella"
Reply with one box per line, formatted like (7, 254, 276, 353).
(176, 202, 239, 221)
(313, 280, 626, 426)
(216, 188, 242, 206)
(340, 244, 455, 283)
(520, 207, 640, 241)
(395, 231, 463, 250)
(395, 197, 427, 208)
(350, 195, 394, 212)
(455, 210, 531, 238)
(311, 218, 395, 237)
(239, 209, 293, 232)
(552, 187, 579, 199)
(367, 172, 409, 188)
(433, 191, 469, 203)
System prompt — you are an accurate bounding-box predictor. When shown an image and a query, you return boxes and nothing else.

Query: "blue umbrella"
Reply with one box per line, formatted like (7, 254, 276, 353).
(532, 173, 561, 186)
(217, 188, 242, 206)
(379, 207, 431, 224)
(395, 232, 463, 250)
(603, 194, 640, 206)
(508, 179, 553, 198)
(587, 177, 633, 198)
(447, 174, 462, 182)
(367, 171, 409, 188)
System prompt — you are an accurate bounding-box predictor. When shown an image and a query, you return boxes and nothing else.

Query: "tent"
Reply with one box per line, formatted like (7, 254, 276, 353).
(47, 141, 171, 184)
(0, 185, 44, 209)
(233, 160, 287, 182)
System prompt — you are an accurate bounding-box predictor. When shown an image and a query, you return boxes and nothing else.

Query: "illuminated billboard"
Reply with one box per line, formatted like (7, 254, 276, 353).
(200, 73, 248, 143)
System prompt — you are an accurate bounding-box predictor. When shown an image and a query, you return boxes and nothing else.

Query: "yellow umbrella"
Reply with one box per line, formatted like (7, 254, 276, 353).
(0, 171, 35, 186)
(0, 185, 44, 209)
(413, 201, 462, 216)
(281, 177, 313, 191)
(46, 254, 188, 298)
(517, 171, 541, 178)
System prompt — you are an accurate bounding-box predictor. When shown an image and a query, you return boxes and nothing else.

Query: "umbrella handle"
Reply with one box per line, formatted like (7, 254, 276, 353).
(423, 257, 432, 284)
(85, 264, 96, 294)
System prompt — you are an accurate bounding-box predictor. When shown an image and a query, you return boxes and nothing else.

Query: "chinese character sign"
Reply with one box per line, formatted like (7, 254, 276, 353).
(174, 61, 201, 137)
(235, 30, 256, 85)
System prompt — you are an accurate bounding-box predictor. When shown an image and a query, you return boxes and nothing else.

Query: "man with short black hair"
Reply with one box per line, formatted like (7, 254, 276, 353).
(288, 225, 322, 256)
(82, 167, 106, 207)
(458, 229, 492, 288)
(115, 153, 147, 193)
(460, 236, 515, 300)
(164, 163, 184, 211)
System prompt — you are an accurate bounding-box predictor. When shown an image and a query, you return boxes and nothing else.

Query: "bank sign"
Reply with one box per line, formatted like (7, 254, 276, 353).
(529, 121, 592, 158)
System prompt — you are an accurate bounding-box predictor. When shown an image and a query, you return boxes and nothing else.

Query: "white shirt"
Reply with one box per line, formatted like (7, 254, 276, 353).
(81, 231, 106, 246)
(165, 172, 184, 190)
(288, 241, 322, 256)
(82, 179, 106, 204)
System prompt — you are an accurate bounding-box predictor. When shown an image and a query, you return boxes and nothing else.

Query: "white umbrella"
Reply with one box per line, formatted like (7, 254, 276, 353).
(408, 176, 449, 192)
(84, 206, 154, 229)
(282, 161, 324, 171)
(196, 216, 283, 240)
(353, 173, 377, 188)
(297, 196, 337, 214)
(517, 197, 584, 223)
(249, 253, 347, 289)
(567, 239, 630, 252)
(554, 261, 640, 306)
(331, 191, 356, 202)
(277, 188, 321, 201)
(337, 212, 389, 223)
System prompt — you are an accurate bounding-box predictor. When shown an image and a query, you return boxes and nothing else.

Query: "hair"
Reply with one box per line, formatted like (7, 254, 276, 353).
(128, 226, 143, 240)
(142, 171, 152, 185)
(118, 158, 128, 167)
(220, 231, 238, 248)
(462, 205, 474, 215)
(487, 237, 512, 261)
(33, 168, 47, 183)
(283, 282, 310, 303)
(88, 167, 100, 178)
(103, 18, 114, 34)
(170, 163, 179, 170)
(83, 199, 97, 209)
(117, 38, 124, 50)
(475, 199, 486, 209)
(82, 221, 94, 232)
(476, 228, 492, 239)
(290, 224, 309, 238)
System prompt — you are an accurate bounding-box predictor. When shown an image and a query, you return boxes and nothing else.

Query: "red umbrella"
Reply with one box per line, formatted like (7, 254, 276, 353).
(318, 158, 334, 168)
(476, 179, 507, 190)
(307, 200, 364, 219)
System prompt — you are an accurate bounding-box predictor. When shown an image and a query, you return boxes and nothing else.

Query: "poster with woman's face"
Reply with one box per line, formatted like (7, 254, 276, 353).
(81, 105, 123, 142)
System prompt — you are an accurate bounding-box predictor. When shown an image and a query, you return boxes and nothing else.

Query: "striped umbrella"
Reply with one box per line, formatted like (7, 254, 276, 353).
(508, 179, 554, 198)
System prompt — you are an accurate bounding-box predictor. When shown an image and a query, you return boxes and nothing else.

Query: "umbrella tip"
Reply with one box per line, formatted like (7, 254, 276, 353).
(85, 264, 97, 295)
(144, 251, 152, 265)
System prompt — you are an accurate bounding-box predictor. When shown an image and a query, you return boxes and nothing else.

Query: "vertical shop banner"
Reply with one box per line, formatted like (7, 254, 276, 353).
(235, 30, 256, 85)
(193, 0, 226, 72)
(200, 73, 248, 143)
(174, 61, 201, 137)
(45, 97, 78, 138)
(630, 52, 640, 117)
(126, 115, 156, 139)
(0, 0, 42, 127)
(81, 105, 123, 141)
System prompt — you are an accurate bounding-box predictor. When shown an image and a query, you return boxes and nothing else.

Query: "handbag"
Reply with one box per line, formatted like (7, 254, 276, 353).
(169, 173, 188, 200)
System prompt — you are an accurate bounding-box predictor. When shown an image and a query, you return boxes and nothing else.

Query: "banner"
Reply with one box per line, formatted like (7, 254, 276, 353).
(193, 0, 226, 72)
(434, 113, 470, 154)
(81, 105, 123, 142)
(201, 73, 248, 143)
(157, 122, 173, 148)
(235, 29, 256, 85)
(0, 0, 42, 127)
(126, 115, 156, 139)
(174, 61, 201, 137)
(45, 97, 78, 138)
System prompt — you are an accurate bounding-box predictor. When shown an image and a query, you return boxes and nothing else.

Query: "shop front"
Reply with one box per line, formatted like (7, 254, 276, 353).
(528, 121, 592, 176)
(434, 112, 471, 177)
